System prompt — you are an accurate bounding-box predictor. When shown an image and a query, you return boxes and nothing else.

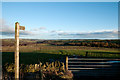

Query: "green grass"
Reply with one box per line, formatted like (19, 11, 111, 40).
(2, 52, 64, 65)
(36, 49, 120, 57)
(2, 49, 120, 65)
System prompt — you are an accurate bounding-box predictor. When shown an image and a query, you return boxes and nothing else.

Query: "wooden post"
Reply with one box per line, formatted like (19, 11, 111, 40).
(66, 56, 68, 70)
(86, 51, 88, 57)
(15, 22, 25, 79)
(15, 22, 20, 79)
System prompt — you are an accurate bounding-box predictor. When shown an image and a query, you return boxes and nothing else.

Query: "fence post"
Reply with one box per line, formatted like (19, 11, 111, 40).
(86, 51, 88, 57)
(66, 56, 68, 70)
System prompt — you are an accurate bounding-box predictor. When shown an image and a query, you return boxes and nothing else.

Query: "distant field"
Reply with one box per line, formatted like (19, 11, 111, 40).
(2, 42, 119, 53)
(2, 39, 120, 65)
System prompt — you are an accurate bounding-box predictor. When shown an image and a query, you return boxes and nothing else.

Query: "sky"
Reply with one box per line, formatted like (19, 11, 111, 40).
(1, 2, 119, 39)
(1, 0, 120, 2)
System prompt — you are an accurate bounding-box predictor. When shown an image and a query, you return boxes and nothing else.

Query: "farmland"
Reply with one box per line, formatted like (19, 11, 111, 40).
(1, 39, 120, 79)
(2, 39, 120, 65)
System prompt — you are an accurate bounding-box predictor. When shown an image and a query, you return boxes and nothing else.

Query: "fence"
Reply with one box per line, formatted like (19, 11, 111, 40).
(66, 56, 120, 78)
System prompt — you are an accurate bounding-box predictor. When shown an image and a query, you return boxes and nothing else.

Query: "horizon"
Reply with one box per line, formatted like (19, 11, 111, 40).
(1, 2, 119, 39)
(2, 38, 120, 40)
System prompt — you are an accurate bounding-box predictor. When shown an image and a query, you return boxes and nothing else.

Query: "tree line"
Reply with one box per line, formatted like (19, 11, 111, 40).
(49, 39, 120, 48)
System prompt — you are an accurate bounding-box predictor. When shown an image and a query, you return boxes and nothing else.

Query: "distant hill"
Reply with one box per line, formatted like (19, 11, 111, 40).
(1, 39, 120, 48)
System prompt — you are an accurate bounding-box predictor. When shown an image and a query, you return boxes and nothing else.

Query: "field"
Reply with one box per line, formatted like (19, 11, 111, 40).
(1, 39, 120, 79)
(2, 39, 120, 65)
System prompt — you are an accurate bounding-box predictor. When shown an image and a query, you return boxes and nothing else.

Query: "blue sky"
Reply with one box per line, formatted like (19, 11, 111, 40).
(1, 2, 119, 39)
(2, 0, 120, 2)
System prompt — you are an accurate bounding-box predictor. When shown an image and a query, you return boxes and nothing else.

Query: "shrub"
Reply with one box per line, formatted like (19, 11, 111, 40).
(3, 61, 73, 80)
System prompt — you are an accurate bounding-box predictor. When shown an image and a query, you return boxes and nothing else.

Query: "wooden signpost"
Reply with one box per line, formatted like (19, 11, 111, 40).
(15, 22, 25, 79)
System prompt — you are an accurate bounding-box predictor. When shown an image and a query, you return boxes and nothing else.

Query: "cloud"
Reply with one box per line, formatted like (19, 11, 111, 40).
(0, 19, 14, 32)
(19, 31, 32, 35)
(0, 19, 14, 36)
(0, 19, 118, 39)
(50, 30, 66, 33)
(39, 27, 46, 30)
(0, 19, 33, 37)
(32, 27, 46, 31)
(57, 30, 118, 38)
